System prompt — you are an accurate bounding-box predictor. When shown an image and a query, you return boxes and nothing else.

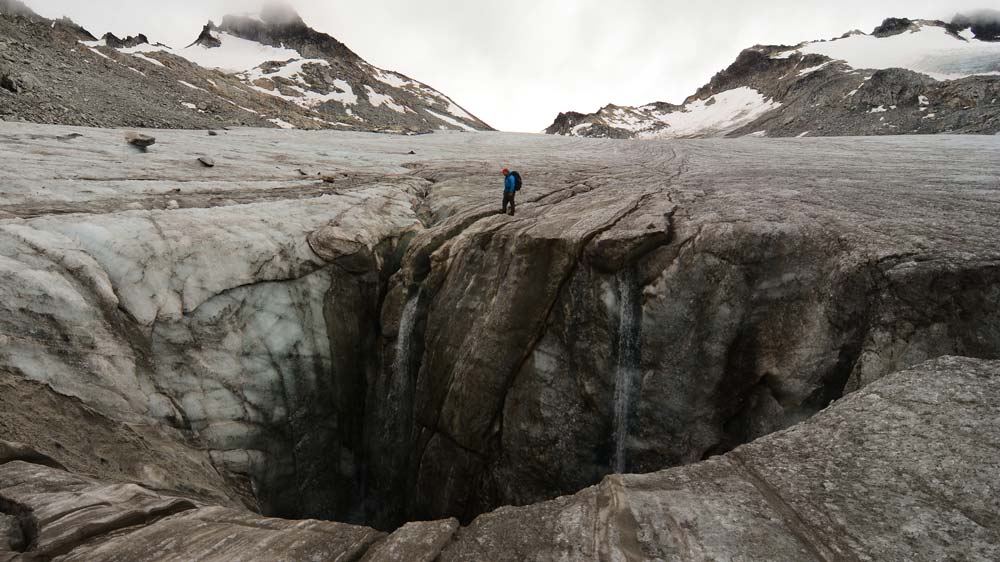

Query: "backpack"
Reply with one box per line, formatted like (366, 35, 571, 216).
(511, 171, 523, 192)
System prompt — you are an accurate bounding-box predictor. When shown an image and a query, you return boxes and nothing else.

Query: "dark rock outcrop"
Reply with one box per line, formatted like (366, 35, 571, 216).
(871, 17, 916, 37)
(187, 22, 221, 48)
(101, 32, 150, 49)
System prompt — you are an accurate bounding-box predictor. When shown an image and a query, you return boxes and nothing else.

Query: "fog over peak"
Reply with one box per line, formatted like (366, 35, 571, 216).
(953, 8, 1000, 25)
(259, 2, 304, 26)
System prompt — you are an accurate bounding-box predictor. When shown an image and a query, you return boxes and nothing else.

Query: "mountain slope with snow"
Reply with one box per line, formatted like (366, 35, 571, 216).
(548, 16, 1000, 139)
(0, 1, 491, 133)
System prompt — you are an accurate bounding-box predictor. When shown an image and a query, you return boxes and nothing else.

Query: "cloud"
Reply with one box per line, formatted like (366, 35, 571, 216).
(21, 0, 993, 132)
(259, 2, 304, 26)
(953, 8, 1000, 26)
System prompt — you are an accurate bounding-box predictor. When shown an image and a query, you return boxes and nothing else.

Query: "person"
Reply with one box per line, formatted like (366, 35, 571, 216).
(501, 168, 516, 216)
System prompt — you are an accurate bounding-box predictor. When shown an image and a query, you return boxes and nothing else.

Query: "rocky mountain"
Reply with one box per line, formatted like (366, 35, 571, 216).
(1, 122, 998, 544)
(0, 0, 491, 132)
(547, 15, 1000, 138)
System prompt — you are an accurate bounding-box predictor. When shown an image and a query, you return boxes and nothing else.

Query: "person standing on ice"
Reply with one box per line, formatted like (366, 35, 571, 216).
(501, 168, 521, 216)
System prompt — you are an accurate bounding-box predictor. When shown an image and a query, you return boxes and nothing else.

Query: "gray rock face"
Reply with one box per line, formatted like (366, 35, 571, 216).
(0, 371, 245, 509)
(437, 356, 1000, 561)
(0, 356, 996, 560)
(0, 123, 998, 547)
(0, 513, 24, 553)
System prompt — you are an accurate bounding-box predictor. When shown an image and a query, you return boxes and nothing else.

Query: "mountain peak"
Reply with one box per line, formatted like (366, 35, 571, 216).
(216, 6, 358, 61)
(188, 21, 221, 48)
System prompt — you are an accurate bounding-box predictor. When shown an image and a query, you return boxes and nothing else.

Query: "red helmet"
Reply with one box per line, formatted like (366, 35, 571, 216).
(502, 168, 510, 176)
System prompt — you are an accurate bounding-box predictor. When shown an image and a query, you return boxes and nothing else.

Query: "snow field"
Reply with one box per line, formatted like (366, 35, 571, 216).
(177, 32, 301, 73)
(643, 87, 782, 138)
(785, 25, 1000, 80)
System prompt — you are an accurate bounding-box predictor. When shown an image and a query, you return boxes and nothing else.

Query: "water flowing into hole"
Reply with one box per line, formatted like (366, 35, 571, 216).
(384, 290, 422, 440)
(611, 268, 641, 474)
(394, 291, 422, 387)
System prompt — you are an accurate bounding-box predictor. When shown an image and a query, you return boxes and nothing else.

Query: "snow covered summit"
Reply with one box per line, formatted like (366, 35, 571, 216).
(165, 8, 488, 132)
(775, 19, 1000, 80)
(548, 16, 1000, 139)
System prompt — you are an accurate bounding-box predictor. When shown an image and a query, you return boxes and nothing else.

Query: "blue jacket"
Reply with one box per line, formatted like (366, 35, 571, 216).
(504, 173, 516, 193)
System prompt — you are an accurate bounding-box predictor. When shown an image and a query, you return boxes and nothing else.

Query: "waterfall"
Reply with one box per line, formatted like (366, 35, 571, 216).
(394, 291, 421, 385)
(611, 269, 641, 474)
(385, 290, 421, 438)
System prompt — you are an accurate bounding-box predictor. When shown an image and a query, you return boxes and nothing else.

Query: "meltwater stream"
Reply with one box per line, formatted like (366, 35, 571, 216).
(388, 291, 422, 424)
(611, 268, 642, 474)
(394, 292, 421, 384)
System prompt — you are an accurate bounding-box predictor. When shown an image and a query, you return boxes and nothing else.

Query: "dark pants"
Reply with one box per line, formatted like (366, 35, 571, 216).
(502, 191, 516, 216)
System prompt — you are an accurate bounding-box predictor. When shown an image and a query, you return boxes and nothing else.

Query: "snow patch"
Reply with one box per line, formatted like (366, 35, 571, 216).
(86, 47, 111, 61)
(181, 102, 197, 110)
(869, 105, 888, 113)
(178, 81, 209, 93)
(131, 53, 165, 68)
(641, 87, 781, 138)
(268, 118, 295, 129)
(364, 86, 407, 113)
(177, 32, 302, 73)
(571, 123, 593, 135)
(791, 25, 1000, 80)
(445, 100, 475, 121)
(798, 62, 832, 76)
(242, 58, 330, 83)
(119, 43, 170, 55)
(247, 77, 358, 108)
(372, 68, 411, 88)
(425, 109, 476, 132)
(796, 131, 810, 138)
(919, 95, 930, 106)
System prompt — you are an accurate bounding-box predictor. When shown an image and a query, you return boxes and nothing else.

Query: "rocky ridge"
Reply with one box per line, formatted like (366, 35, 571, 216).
(1, 123, 998, 541)
(547, 16, 1000, 138)
(0, 0, 490, 133)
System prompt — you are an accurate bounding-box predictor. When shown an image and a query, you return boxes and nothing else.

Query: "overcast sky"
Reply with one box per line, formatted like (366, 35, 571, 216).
(27, 0, 987, 132)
